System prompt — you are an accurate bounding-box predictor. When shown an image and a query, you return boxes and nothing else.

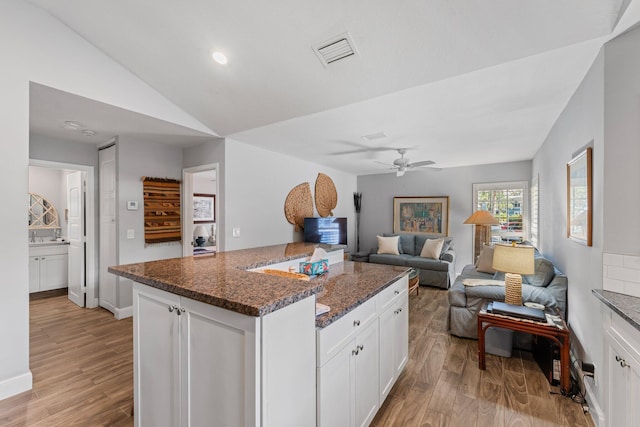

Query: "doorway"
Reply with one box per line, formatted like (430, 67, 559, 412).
(182, 163, 219, 256)
(28, 159, 97, 308)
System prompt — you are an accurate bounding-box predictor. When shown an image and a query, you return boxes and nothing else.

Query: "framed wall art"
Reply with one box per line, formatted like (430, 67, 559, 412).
(193, 193, 215, 223)
(567, 147, 592, 246)
(393, 196, 449, 236)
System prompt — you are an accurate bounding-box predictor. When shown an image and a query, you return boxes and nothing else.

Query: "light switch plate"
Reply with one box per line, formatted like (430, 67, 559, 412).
(126, 229, 135, 239)
(232, 228, 240, 237)
(127, 200, 138, 210)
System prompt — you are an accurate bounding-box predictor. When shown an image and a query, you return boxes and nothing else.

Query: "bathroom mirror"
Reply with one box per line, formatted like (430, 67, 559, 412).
(28, 193, 60, 229)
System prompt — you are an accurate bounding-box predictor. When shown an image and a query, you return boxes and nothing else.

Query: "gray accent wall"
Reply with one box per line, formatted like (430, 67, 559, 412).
(357, 160, 531, 273)
(532, 50, 605, 418)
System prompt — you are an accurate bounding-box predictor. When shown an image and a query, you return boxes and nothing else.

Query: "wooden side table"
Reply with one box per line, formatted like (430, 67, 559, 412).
(477, 304, 571, 395)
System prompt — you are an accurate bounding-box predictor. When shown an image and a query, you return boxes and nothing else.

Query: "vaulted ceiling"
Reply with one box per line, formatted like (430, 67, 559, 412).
(27, 0, 638, 174)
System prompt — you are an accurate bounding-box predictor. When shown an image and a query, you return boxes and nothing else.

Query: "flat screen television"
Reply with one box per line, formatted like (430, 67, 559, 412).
(304, 217, 347, 245)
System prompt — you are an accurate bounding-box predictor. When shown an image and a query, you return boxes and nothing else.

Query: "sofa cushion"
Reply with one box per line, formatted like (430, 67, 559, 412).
(382, 233, 403, 254)
(407, 256, 450, 272)
(420, 238, 444, 259)
(382, 233, 415, 255)
(416, 234, 453, 257)
(475, 245, 496, 274)
(369, 253, 412, 266)
(523, 257, 555, 287)
(376, 235, 400, 255)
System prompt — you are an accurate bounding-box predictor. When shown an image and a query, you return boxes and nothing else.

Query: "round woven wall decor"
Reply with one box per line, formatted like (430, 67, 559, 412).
(315, 173, 337, 217)
(284, 182, 313, 231)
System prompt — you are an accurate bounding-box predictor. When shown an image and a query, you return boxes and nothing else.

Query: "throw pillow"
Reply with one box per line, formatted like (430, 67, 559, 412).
(377, 235, 400, 255)
(382, 233, 404, 254)
(475, 245, 496, 274)
(523, 257, 555, 287)
(420, 238, 444, 259)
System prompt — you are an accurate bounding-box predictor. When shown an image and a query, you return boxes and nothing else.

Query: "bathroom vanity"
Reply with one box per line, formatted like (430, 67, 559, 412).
(109, 242, 409, 427)
(28, 242, 69, 293)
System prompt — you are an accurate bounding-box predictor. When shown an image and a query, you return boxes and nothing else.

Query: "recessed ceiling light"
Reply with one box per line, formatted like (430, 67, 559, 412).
(211, 51, 228, 65)
(63, 120, 83, 130)
(82, 129, 96, 137)
(362, 132, 387, 141)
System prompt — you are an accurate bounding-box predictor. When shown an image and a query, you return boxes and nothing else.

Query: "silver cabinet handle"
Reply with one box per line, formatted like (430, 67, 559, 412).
(616, 355, 622, 362)
(352, 348, 359, 356)
(41, 257, 45, 260)
(168, 305, 175, 313)
(358, 345, 364, 352)
(353, 320, 360, 327)
(394, 290, 400, 295)
(177, 307, 186, 316)
(34, 258, 39, 261)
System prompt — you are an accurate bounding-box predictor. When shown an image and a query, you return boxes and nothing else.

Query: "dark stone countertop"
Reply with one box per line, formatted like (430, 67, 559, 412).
(593, 289, 640, 332)
(109, 242, 409, 327)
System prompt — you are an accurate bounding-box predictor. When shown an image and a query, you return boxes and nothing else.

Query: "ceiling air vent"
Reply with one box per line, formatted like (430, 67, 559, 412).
(313, 32, 359, 67)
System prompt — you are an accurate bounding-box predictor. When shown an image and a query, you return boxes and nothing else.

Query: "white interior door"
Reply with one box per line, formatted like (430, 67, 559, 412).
(99, 145, 117, 313)
(67, 171, 85, 307)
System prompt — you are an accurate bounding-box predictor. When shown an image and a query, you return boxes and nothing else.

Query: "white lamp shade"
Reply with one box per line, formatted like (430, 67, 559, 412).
(193, 225, 209, 238)
(492, 244, 534, 275)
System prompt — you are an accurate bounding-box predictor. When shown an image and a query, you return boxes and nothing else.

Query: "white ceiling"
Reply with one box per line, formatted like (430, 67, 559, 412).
(27, 0, 637, 174)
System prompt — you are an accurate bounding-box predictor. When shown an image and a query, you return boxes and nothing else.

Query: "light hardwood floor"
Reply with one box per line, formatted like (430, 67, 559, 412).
(1, 288, 593, 426)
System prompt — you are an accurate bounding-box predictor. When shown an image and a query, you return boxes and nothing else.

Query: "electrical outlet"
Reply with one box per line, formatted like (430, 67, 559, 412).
(232, 228, 240, 238)
(127, 229, 135, 239)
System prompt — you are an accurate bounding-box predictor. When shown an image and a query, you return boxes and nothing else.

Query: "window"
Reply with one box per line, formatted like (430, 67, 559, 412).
(473, 181, 529, 244)
(530, 176, 538, 247)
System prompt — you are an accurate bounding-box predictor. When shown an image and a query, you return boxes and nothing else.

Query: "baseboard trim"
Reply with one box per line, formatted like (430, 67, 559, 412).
(99, 300, 116, 314)
(584, 378, 605, 427)
(0, 371, 32, 400)
(115, 305, 133, 320)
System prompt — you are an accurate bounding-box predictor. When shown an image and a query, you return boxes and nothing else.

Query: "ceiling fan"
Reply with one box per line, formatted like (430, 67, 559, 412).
(377, 149, 440, 176)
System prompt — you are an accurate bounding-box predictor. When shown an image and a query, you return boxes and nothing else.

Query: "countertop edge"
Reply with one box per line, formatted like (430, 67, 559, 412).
(315, 270, 410, 329)
(108, 266, 324, 317)
(592, 289, 640, 332)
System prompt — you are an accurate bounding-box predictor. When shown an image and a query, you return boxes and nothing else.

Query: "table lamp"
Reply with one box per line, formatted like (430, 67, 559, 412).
(193, 225, 209, 247)
(492, 243, 534, 305)
(463, 210, 500, 261)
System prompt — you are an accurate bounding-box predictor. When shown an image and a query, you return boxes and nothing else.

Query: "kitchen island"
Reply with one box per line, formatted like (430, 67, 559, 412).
(109, 242, 409, 427)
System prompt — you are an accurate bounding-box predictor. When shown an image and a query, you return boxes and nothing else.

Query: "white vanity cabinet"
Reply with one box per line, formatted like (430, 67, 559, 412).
(29, 245, 68, 293)
(605, 311, 640, 427)
(133, 282, 316, 427)
(317, 275, 409, 427)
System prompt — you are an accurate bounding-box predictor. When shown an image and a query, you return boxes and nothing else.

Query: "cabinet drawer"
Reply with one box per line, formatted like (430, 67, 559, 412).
(377, 275, 408, 313)
(317, 297, 376, 367)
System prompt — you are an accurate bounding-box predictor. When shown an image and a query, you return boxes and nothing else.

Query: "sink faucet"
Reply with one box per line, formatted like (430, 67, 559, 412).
(31, 230, 36, 243)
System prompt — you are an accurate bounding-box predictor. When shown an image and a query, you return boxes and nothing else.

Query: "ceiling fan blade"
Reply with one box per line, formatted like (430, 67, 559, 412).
(407, 160, 435, 168)
(374, 161, 395, 167)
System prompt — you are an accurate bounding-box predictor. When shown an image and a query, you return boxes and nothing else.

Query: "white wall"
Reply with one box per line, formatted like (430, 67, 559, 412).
(603, 26, 640, 255)
(531, 50, 605, 417)
(224, 139, 358, 252)
(357, 161, 532, 272)
(0, 0, 214, 399)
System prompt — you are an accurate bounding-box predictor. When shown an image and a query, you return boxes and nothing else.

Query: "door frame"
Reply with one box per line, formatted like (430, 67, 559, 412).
(29, 159, 97, 308)
(182, 163, 219, 256)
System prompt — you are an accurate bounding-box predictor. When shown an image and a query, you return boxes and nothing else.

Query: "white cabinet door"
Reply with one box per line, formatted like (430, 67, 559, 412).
(607, 332, 640, 427)
(378, 303, 396, 401)
(39, 254, 68, 291)
(29, 256, 40, 293)
(354, 320, 379, 427)
(133, 284, 181, 427)
(394, 296, 409, 378)
(317, 337, 354, 427)
(180, 296, 259, 427)
(378, 291, 408, 402)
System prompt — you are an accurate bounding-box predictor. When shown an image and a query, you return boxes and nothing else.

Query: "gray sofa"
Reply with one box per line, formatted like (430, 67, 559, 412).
(447, 246, 567, 344)
(368, 233, 455, 289)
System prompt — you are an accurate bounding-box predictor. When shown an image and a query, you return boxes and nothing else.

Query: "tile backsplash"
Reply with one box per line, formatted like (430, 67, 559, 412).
(603, 252, 640, 298)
